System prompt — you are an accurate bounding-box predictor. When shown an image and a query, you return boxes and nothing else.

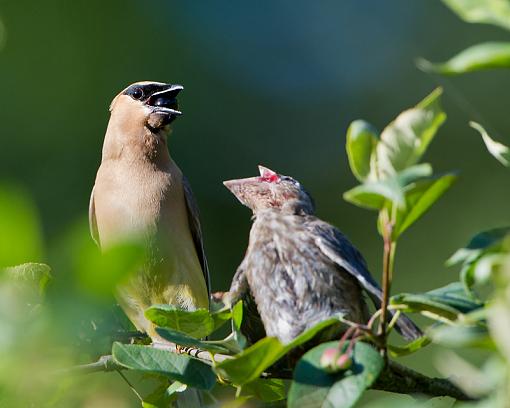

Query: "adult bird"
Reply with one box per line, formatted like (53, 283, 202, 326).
(223, 165, 421, 344)
(89, 81, 209, 343)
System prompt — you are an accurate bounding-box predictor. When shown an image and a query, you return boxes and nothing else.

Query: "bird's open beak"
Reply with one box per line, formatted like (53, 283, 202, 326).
(223, 176, 259, 192)
(146, 84, 183, 116)
(223, 176, 260, 207)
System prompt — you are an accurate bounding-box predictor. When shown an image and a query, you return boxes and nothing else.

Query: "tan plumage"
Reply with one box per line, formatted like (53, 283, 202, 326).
(89, 81, 209, 340)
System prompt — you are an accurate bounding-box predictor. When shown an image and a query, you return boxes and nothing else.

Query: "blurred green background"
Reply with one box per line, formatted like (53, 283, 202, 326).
(1, 0, 509, 406)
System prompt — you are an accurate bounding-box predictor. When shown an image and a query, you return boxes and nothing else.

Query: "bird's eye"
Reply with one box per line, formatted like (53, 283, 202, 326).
(131, 88, 144, 100)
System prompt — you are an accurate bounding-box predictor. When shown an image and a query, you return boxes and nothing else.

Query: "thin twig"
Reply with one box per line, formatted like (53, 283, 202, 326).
(116, 370, 143, 402)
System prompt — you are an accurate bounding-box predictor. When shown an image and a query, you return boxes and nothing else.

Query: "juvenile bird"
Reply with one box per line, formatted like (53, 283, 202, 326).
(89, 81, 209, 342)
(223, 166, 421, 344)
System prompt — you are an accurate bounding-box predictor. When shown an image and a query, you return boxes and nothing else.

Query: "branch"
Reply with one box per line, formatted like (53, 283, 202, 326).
(373, 360, 473, 401)
(55, 355, 122, 375)
(55, 345, 233, 376)
(61, 350, 472, 401)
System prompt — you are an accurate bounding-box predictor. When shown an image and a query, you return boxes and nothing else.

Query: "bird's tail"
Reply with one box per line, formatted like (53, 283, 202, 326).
(391, 310, 423, 340)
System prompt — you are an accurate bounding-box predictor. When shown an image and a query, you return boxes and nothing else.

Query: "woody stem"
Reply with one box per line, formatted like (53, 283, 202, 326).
(379, 208, 397, 358)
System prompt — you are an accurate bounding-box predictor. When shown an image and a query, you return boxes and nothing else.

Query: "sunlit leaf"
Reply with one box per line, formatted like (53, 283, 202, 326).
(288, 341, 384, 408)
(112, 343, 216, 390)
(346, 120, 379, 182)
(343, 178, 404, 210)
(441, 0, 510, 31)
(396, 163, 433, 186)
(376, 88, 446, 178)
(418, 42, 510, 75)
(215, 318, 338, 385)
(0, 185, 44, 267)
(391, 282, 483, 321)
(230, 300, 247, 350)
(470, 121, 510, 166)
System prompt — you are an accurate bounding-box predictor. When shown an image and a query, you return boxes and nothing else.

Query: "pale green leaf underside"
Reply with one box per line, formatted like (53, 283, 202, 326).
(470, 121, 510, 166)
(419, 42, 510, 75)
(442, 0, 510, 31)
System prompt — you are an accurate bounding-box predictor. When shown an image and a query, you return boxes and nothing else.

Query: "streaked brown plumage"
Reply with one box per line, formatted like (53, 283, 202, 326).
(89, 81, 209, 342)
(224, 166, 421, 344)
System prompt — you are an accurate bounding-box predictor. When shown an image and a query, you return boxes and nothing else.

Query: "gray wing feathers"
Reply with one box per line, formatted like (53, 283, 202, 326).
(310, 220, 383, 303)
(308, 218, 422, 340)
(89, 187, 100, 247)
(182, 176, 211, 296)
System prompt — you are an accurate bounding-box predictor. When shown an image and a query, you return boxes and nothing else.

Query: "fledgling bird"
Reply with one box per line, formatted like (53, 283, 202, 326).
(223, 166, 421, 344)
(89, 81, 209, 342)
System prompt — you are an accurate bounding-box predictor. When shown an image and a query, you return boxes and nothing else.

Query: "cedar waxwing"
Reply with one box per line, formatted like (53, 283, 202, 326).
(89, 81, 209, 342)
(223, 166, 421, 344)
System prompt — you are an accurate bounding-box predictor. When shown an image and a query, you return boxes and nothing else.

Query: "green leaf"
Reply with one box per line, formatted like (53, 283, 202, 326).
(112, 342, 216, 390)
(487, 298, 510, 361)
(376, 88, 446, 178)
(418, 42, 510, 75)
(394, 173, 457, 238)
(231, 300, 243, 332)
(388, 336, 431, 357)
(211, 307, 232, 332)
(145, 305, 214, 339)
(142, 381, 185, 408)
(0, 184, 44, 267)
(448, 227, 510, 290)
(76, 237, 145, 298)
(391, 282, 483, 321)
(343, 178, 404, 210)
(156, 327, 232, 354)
(346, 120, 379, 182)
(470, 121, 510, 167)
(1, 262, 52, 296)
(441, 0, 510, 31)
(230, 300, 247, 350)
(203, 332, 245, 355)
(241, 378, 287, 402)
(215, 318, 339, 385)
(288, 341, 384, 408)
(428, 324, 494, 349)
(395, 163, 433, 186)
(447, 227, 510, 266)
